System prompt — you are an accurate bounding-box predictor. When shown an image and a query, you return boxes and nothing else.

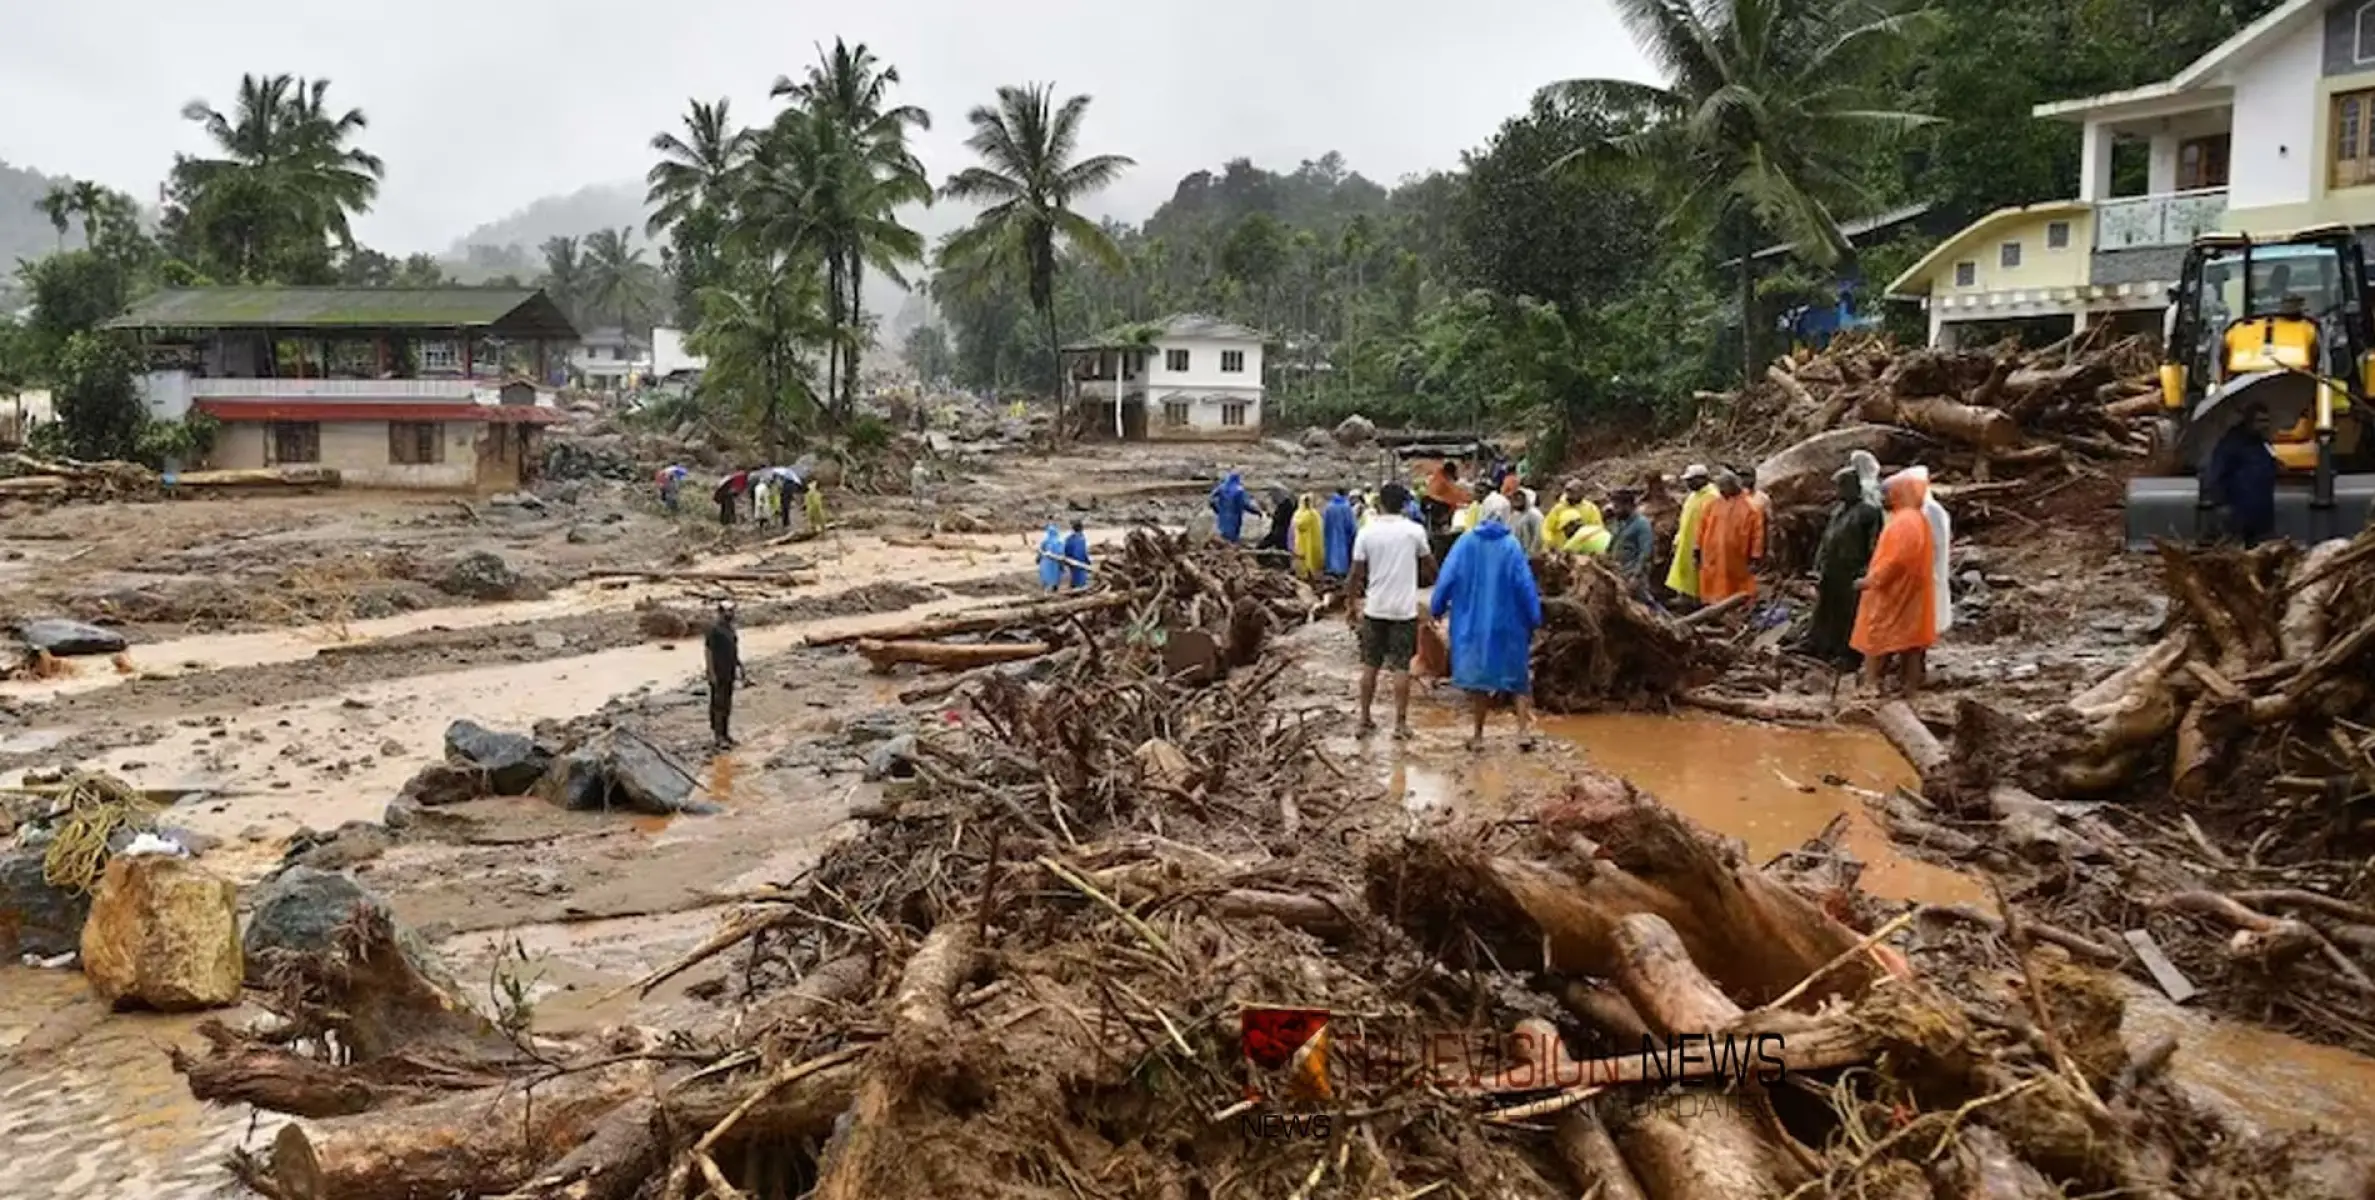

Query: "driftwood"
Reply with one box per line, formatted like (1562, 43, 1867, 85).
(803, 592, 1128, 648)
(811, 921, 976, 1200)
(854, 639, 1052, 671)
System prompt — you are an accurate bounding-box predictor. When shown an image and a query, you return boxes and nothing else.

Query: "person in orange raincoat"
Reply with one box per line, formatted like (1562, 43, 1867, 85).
(1692, 470, 1767, 603)
(1851, 471, 1940, 697)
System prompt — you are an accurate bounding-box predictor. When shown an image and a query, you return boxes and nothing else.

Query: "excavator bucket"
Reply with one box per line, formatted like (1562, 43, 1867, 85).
(2125, 474, 2375, 549)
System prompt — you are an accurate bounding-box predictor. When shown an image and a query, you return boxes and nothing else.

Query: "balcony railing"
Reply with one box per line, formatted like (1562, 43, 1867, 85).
(2095, 187, 2228, 251)
(186, 378, 481, 401)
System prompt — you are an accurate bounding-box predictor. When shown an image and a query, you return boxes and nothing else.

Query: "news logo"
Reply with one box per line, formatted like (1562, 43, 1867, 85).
(1238, 1005, 1332, 1102)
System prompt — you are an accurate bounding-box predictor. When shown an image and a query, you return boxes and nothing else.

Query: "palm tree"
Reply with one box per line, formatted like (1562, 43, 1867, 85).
(646, 98, 751, 321)
(940, 83, 1134, 405)
(584, 227, 658, 332)
(69, 181, 108, 243)
(690, 250, 835, 453)
(174, 73, 384, 279)
(35, 184, 72, 251)
(538, 235, 588, 325)
(770, 40, 932, 417)
(1548, 0, 1929, 384)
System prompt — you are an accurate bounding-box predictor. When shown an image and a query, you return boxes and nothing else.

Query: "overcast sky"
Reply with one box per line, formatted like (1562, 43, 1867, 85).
(1, 0, 1652, 254)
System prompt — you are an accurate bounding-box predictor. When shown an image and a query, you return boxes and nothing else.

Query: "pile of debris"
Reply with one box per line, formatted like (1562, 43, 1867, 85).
(1526, 553, 1733, 713)
(0, 452, 339, 504)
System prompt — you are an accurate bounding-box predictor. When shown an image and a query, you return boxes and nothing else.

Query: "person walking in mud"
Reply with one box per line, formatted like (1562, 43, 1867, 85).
(706, 602, 751, 748)
(1349, 482, 1433, 739)
(1431, 493, 1543, 751)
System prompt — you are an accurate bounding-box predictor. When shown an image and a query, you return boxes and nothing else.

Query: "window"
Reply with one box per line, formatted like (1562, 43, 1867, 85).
(1953, 261, 1977, 288)
(270, 421, 320, 465)
(1999, 242, 2022, 269)
(2046, 221, 2071, 250)
(2358, 2, 2375, 64)
(2336, 89, 2375, 189)
(1221, 401, 1249, 428)
(1164, 348, 1190, 372)
(1220, 349, 1246, 373)
(419, 341, 460, 373)
(1162, 400, 1189, 427)
(388, 422, 445, 465)
(2176, 134, 2230, 190)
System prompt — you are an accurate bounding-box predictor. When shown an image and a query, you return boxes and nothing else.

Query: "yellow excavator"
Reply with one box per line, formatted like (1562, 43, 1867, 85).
(2124, 226, 2375, 548)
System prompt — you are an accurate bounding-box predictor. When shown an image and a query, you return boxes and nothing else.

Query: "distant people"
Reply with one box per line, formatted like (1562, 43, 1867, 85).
(803, 477, 827, 531)
(1544, 486, 1585, 546)
(1693, 469, 1766, 603)
(751, 471, 775, 524)
(1322, 489, 1357, 578)
(1290, 492, 1324, 579)
(656, 464, 689, 513)
(1432, 493, 1543, 751)
(1349, 482, 1433, 739)
(2208, 403, 2279, 546)
(1038, 521, 1066, 592)
(1211, 473, 1261, 544)
(714, 470, 748, 527)
(1852, 472, 1940, 698)
(1802, 465, 1884, 666)
(1607, 489, 1655, 580)
(1063, 519, 1092, 590)
(1509, 488, 1547, 554)
(705, 602, 750, 748)
(1665, 464, 1714, 602)
(1423, 460, 1470, 536)
(910, 458, 931, 499)
(1260, 489, 1298, 555)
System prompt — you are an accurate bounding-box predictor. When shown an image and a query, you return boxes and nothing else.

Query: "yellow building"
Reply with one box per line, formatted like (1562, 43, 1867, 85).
(1893, 0, 2375, 345)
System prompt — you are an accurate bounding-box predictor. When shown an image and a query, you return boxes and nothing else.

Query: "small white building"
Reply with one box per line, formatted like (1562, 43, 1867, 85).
(570, 327, 644, 392)
(1063, 314, 1267, 440)
(650, 327, 706, 379)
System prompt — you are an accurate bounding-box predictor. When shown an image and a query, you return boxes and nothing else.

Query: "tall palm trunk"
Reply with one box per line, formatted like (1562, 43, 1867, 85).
(1736, 211, 1758, 390)
(825, 257, 846, 423)
(845, 251, 865, 415)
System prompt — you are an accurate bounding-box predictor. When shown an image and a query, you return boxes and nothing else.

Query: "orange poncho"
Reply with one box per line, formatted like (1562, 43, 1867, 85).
(1851, 475, 1939, 657)
(1694, 491, 1767, 602)
(1426, 464, 1471, 509)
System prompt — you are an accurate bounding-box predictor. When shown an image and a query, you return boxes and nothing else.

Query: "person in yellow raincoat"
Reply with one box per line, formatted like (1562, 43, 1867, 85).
(1543, 487, 1582, 545)
(1292, 493, 1325, 578)
(803, 478, 827, 531)
(1664, 464, 1714, 599)
(1560, 516, 1612, 555)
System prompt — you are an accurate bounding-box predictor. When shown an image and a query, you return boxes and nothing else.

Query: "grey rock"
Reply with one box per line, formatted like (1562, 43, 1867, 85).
(840, 709, 912, 745)
(436, 552, 545, 602)
(242, 867, 441, 984)
(1298, 427, 1333, 450)
(564, 524, 616, 545)
(443, 719, 550, 794)
(863, 734, 918, 782)
(533, 631, 567, 651)
(0, 848, 90, 957)
(537, 729, 714, 816)
(1332, 414, 1377, 447)
(398, 762, 482, 808)
(283, 822, 395, 870)
(16, 618, 128, 657)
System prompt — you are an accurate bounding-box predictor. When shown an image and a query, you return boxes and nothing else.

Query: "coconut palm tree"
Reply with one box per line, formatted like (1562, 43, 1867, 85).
(35, 184, 72, 251)
(689, 249, 835, 453)
(1547, 0, 1930, 384)
(769, 40, 932, 417)
(939, 84, 1134, 402)
(173, 73, 384, 279)
(538, 235, 589, 326)
(584, 227, 659, 333)
(646, 98, 752, 236)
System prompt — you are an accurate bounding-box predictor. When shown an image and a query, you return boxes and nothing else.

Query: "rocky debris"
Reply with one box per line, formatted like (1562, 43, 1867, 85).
(1332, 413, 1378, 446)
(282, 821, 397, 871)
(861, 734, 918, 782)
(15, 617, 128, 657)
(80, 852, 241, 1011)
(395, 762, 480, 808)
(1298, 426, 1333, 450)
(241, 866, 399, 974)
(434, 551, 547, 602)
(0, 843, 90, 957)
(635, 600, 703, 640)
(536, 728, 718, 816)
(442, 719, 551, 795)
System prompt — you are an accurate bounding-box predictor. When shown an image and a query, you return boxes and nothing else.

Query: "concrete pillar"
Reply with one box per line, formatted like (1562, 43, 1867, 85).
(1928, 303, 1957, 349)
(2079, 120, 2116, 201)
(2072, 308, 2093, 336)
(2148, 132, 2180, 195)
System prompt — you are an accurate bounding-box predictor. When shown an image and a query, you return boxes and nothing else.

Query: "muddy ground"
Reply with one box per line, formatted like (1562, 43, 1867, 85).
(0, 434, 2366, 1199)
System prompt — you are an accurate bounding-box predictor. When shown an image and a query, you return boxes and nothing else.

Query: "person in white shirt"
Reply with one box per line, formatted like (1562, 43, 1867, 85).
(1348, 482, 1435, 739)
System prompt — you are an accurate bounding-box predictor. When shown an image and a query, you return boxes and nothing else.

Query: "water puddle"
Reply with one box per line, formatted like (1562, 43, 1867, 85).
(2123, 983, 2375, 1134)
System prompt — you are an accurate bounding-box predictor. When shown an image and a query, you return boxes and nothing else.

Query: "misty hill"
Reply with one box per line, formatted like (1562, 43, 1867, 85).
(0, 158, 87, 271)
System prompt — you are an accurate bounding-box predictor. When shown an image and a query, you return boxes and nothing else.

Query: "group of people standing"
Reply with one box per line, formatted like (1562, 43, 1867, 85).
(657, 464, 827, 533)
(1797, 452, 1953, 696)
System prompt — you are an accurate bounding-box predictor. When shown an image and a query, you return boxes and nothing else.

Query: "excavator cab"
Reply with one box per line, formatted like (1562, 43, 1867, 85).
(2124, 227, 2375, 548)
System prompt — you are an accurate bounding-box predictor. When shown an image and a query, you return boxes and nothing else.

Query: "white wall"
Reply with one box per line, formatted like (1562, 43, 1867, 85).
(208, 419, 481, 488)
(140, 370, 192, 421)
(2230, 18, 2323, 211)
(1146, 335, 1265, 392)
(652, 328, 706, 375)
(2145, 109, 2233, 193)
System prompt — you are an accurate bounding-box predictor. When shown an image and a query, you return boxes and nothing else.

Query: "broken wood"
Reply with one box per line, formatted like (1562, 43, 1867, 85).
(803, 592, 1128, 648)
(1553, 1108, 1651, 1200)
(854, 638, 1053, 671)
(811, 921, 977, 1200)
(2121, 929, 2197, 1004)
(1871, 700, 1948, 778)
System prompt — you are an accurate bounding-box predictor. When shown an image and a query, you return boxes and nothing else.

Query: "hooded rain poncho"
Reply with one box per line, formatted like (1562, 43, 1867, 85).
(1806, 470, 1883, 662)
(1666, 481, 1715, 597)
(1037, 524, 1066, 591)
(1062, 527, 1091, 589)
(1913, 467, 1953, 636)
(1322, 494, 1357, 575)
(1852, 474, 1939, 658)
(1211, 474, 1260, 543)
(1429, 518, 1541, 696)
(1292, 494, 1325, 578)
(1694, 490, 1767, 602)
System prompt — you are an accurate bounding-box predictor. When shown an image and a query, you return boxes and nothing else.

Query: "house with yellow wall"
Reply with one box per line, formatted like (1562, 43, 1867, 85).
(1892, 0, 2375, 346)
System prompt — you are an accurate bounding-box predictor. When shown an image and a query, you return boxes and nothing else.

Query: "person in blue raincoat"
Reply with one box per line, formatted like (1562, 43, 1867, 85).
(1037, 522, 1066, 592)
(1210, 473, 1262, 544)
(1321, 489, 1357, 578)
(1062, 519, 1092, 590)
(1430, 492, 1543, 751)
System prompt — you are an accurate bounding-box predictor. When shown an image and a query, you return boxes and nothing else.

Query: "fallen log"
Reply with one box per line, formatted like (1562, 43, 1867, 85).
(1753, 425, 1917, 510)
(1681, 690, 1834, 724)
(2281, 538, 2351, 661)
(582, 569, 812, 585)
(811, 921, 977, 1200)
(803, 592, 1128, 648)
(1871, 700, 1948, 778)
(169, 1022, 504, 1118)
(854, 639, 1053, 671)
(1860, 392, 2020, 452)
(1554, 1108, 1651, 1200)
(174, 466, 343, 490)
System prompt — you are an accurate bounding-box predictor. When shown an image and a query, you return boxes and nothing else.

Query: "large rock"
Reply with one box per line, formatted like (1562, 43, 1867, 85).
(397, 762, 483, 808)
(16, 618, 128, 657)
(243, 866, 391, 964)
(435, 552, 545, 602)
(442, 720, 550, 795)
(0, 846, 91, 958)
(80, 854, 241, 1011)
(536, 729, 718, 816)
(1333, 414, 1378, 447)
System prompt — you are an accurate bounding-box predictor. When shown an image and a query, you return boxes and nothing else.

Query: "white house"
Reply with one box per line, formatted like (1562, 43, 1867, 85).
(1890, 0, 2375, 345)
(650, 327, 706, 378)
(570, 327, 644, 392)
(1063, 314, 1267, 440)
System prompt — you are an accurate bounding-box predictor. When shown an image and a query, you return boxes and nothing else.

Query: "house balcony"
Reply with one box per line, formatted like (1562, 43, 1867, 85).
(2093, 187, 2229, 251)
(186, 377, 485, 401)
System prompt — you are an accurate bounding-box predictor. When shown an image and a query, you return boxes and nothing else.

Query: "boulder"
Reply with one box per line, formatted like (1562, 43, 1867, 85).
(442, 719, 550, 795)
(536, 729, 718, 816)
(635, 602, 702, 640)
(435, 552, 545, 602)
(1332, 414, 1378, 447)
(863, 734, 919, 782)
(80, 854, 242, 1011)
(398, 762, 483, 808)
(1299, 427, 1333, 450)
(16, 618, 128, 657)
(284, 821, 396, 871)
(243, 866, 391, 965)
(0, 846, 91, 958)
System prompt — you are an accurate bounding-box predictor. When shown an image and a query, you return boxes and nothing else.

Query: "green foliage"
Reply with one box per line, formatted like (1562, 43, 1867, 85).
(51, 332, 146, 460)
(134, 411, 222, 467)
(166, 74, 383, 283)
(901, 324, 953, 386)
(845, 414, 892, 453)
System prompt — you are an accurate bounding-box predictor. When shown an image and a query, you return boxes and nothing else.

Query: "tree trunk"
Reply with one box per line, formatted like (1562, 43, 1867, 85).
(853, 639, 1054, 671)
(803, 592, 1129, 648)
(846, 253, 866, 415)
(812, 922, 976, 1200)
(1737, 213, 1758, 391)
(826, 258, 845, 424)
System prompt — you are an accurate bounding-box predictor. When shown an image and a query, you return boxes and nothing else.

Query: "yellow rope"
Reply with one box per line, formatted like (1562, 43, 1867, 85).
(37, 772, 159, 895)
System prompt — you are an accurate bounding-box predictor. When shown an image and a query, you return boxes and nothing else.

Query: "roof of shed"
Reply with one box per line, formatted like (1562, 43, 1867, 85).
(107, 287, 580, 339)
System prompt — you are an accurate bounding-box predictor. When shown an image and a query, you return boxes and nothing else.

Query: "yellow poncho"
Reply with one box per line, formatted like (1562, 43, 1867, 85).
(1562, 521, 1612, 556)
(1546, 499, 1602, 547)
(1292, 494, 1325, 578)
(1665, 484, 1713, 597)
(804, 484, 827, 530)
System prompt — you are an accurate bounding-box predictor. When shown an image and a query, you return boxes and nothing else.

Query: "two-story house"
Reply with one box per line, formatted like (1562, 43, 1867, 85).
(1891, 0, 2375, 346)
(108, 286, 577, 490)
(571, 327, 646, 392)
(1064, 314, 1268, 440)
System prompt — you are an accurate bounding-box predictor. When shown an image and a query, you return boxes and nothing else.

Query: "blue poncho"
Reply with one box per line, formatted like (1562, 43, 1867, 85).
(1321, 494, 1356, 576)
(1430, 522, 1542, 695)
(1037, 524, 1065, 590)
(1062, 528, 1091, 589)
(1211, 474, 1259, 543)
